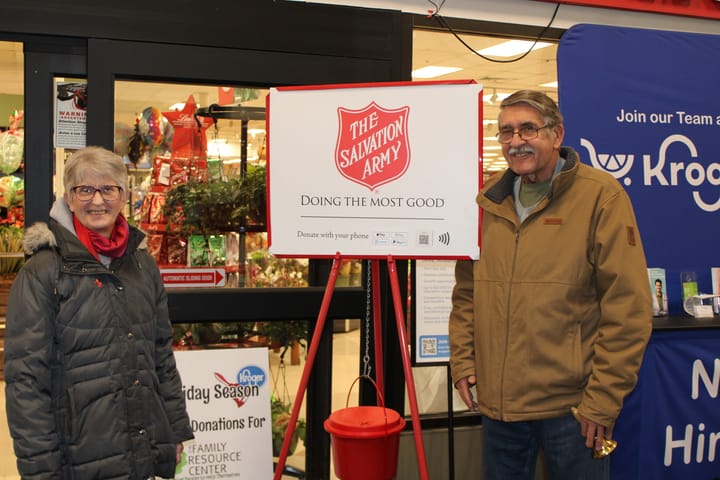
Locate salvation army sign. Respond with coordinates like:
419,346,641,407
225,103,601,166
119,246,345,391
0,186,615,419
335,102,410,190
267,81,482,259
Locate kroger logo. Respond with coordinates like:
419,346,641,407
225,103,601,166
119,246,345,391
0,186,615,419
580,135,720,212
236,365,267,388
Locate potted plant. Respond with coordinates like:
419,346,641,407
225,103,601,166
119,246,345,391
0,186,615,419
163,164,266,237
271,395,306,457
259,320,308,365
267,320,309,455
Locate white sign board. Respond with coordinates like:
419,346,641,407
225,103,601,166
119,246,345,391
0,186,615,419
414,260,456,364
267,81,482,259
54,81,87,149
175,348,272,479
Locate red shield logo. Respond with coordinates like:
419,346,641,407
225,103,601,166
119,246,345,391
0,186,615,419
335,102,410,191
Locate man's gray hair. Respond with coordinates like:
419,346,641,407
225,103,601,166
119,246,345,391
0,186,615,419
498,90,563,127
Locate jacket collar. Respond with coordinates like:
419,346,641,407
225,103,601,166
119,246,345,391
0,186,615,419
482,146,580,205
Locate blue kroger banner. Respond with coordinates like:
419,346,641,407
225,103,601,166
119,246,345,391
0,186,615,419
611,329,720,479
558,24,720,315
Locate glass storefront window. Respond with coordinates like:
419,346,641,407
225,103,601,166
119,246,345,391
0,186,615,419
113,80,317,288
0,40,24,431
0,41,25,267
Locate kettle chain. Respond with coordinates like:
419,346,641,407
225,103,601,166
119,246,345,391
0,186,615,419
362,260,372,378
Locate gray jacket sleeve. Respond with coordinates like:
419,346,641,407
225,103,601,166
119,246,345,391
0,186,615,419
4,251,63,479
142,251,194,443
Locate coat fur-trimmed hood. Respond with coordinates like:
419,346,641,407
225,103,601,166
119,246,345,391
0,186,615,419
22,197,73,256
22,222,57,256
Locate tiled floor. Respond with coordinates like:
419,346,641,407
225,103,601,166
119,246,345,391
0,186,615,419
0,328,361,480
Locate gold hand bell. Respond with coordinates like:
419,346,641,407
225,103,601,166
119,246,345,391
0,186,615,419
570,407,618,459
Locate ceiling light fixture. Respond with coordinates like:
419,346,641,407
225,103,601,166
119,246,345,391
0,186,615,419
411,65,462,79
489,88,498,104
540,81,558,88
477,40,553,58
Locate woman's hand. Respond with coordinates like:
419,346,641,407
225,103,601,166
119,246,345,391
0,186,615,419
176,443,184,464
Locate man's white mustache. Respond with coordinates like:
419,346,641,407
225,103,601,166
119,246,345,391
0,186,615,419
507,146,535,155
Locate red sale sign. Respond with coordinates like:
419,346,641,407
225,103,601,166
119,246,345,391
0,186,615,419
160,268,226,288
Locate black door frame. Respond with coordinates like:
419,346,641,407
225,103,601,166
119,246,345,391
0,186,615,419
22,36,87,226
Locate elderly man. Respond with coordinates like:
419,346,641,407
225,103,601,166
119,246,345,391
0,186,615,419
449,90,652,479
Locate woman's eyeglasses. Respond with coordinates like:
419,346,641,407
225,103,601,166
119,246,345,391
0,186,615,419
72,185,123,201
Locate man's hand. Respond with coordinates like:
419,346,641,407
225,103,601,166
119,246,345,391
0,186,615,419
455,375,478,411
571,406,610,451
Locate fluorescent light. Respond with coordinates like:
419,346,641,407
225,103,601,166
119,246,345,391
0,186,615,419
477,40,553,58
411,65,462,79
540,81,558,88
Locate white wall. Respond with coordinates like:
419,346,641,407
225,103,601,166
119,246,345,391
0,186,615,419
301,0,720,34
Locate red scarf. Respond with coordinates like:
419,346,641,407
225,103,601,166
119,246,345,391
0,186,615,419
73,214,130,261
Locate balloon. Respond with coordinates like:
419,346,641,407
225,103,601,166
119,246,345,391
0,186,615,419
0,175,23,208
0,132,23,175
137,107,166,148
162,119,175,152
114,122,133,157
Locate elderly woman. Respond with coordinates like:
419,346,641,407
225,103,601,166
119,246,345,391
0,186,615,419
4,146,193,479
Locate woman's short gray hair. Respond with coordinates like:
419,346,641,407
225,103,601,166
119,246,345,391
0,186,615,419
63,146,128,192
498,90,564,127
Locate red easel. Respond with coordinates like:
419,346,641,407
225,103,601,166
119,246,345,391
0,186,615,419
273,253,430,480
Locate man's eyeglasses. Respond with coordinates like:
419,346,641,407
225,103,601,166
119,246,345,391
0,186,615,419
72,185,123,202
496,124,552,144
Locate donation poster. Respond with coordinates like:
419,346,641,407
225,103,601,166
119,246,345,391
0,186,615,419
267,81,482,259
54,81,87,149
414,259,456,364
558,24,720,315
174,348,272,479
